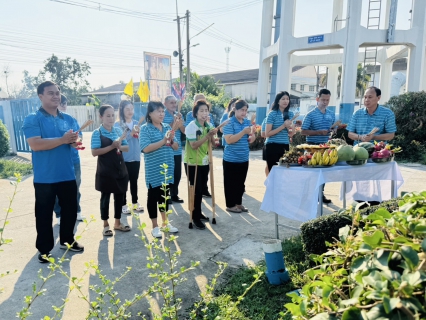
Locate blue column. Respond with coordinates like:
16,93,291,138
269,0,281,108
263,239,289,285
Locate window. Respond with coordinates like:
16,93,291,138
290,83,296,90
300,85,305,91
309,85,315,92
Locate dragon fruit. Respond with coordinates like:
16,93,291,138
372,151,379,158
379,149,391,158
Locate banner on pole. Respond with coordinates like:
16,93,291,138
144,52,172,102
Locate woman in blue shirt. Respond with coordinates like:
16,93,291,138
91,105,130,236
222,99,256,213
264,91,294,172
140,101,180,239
219,97,238,148
115,100,144,214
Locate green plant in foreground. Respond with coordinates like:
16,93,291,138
286,191,426,319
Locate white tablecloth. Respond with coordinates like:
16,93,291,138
260,162,404,222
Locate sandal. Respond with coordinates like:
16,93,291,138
122,205,131,215
114,223,131,232
237,205,249,212
226,206,242,213
103,226,113,236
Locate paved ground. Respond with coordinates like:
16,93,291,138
1,132,425,319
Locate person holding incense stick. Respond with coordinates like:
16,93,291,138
264,91,294,172
115,99,144,214
222,99,256,213
92,105,130,236
140,101,180,239
185,99,218,230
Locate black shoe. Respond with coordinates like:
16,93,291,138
60,242,84,252
202,191,212,198
171,196,184,203
322,196,332,204
200,214,210,222
193,220,206,230
38,253,52,264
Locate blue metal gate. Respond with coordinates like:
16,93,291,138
11,98,41,152
133,102,148,122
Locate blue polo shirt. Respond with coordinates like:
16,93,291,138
223,116,251,163
347,106,397,141
265,110,294,145
220,112,230,147
91,125,128,149
114,120,140,162
185,111,215,128
301,107,335,143
22,108,76,183
64,114,81,164
164,110,183,157
140,122,177,188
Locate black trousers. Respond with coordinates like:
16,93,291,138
34,180,77,254
186,165,209,221
223,160,249,208
147,184,170,219
100,192,124,220
124,161,140,204
185,162,209,194
265,143,289,172
169,155,182,198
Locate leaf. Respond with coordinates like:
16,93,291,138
362,230,384,248
339,225,351,242
310,312,338,320
383,297,400,314
284,303,302,316
351,256,369,273
422,238,426,252
342,307,363,320
414,225,426,233
374,207,392,219
401,246,420,270
372,249,390,271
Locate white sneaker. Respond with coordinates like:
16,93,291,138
151,227,162,238
77,212,85,221
122,205,131,214
57,217,61,226
132,203,144,212
162,223,178,233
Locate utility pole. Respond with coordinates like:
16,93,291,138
174,0,183,85
186,10,190,91
225,47,231,72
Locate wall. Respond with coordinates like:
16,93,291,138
66,105,100,131
222,82,258,101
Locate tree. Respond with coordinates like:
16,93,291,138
336,64,370,98
175,68,221,97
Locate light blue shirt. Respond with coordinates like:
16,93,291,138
91,125,128,149
301,107,335,143
220,112,230,147
265,110,294,145
114,120,141,162
185,111,215,128
261,117,267,133
347,106,397,142
139,122,177,188
223,116,251,163
22,108,75,183
164,110,183,157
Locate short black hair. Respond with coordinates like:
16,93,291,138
366,86,381,97
146,101,164,123
37,81,60,95
192,99,210,118
318,89,331,97
99,104,114,116
60,94,67,104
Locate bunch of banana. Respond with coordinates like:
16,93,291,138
307,149,339,166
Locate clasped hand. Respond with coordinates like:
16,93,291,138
62,129,78,144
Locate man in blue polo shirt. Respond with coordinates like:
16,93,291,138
301,88,335,204
347,86,396,143
23,81,84,264
164,95,185,203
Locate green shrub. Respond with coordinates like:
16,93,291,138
286,191,426,319
387,91,426,163
0,120,10,157
0,159,32,179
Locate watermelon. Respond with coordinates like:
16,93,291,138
353,146,369,160
337,145,355,161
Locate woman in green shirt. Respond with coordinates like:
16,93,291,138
185,99,218,230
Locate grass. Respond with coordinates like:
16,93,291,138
0,159,32,179
190,235,311,320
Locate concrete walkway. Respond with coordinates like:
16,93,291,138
1,132,425,319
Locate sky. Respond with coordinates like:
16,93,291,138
0,0,413,92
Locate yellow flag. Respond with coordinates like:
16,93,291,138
143,81,150,102
137,80,144,101
123,78,134,97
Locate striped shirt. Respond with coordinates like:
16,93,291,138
220,112,230,147
91,125,128,149
265,110,294,145
114,120,141,162
139,122,176,188
223,116,251,163
164,110,183,156
185,111,215,128
301,107,335,143
185,120,214,165
261,117,267,134
347,105,397,138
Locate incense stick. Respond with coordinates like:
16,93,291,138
77,120,94,133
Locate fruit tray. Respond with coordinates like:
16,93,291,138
278,162,302,167
346,159,368,165
303,164,335,168
371,156,394,163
